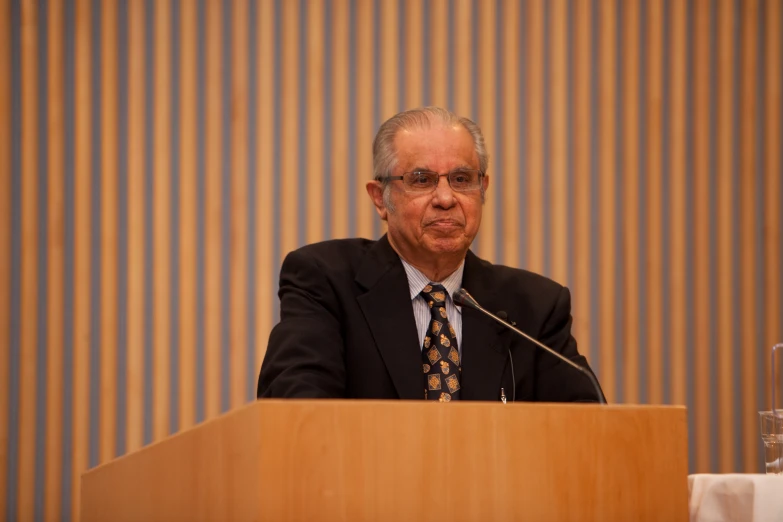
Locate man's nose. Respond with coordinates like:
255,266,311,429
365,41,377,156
431,175,456,207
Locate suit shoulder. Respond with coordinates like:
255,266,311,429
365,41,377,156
285,238,376,271
472,254,565,296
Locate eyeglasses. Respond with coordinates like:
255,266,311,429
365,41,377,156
379,169,485,193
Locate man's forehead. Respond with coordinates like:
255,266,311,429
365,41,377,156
393,124,478,167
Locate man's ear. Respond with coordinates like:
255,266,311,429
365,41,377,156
366,180,389,221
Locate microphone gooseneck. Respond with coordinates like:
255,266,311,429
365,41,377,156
454,288,606,404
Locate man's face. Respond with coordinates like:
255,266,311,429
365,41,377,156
371,124,489,266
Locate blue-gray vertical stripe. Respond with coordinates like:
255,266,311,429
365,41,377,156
730,0,742,473
541,0,551,277
89,0,103,469
297,0,307,246
468,0,480,250
754,0,767,472
371,0,380,239
220,0,232,413
638,0,649,405
7,1,22,518
446,0,454,111
116,0,130,457
517,0,527,269
170,0,181,434
421,0,430,107
272,0,281,321
323,0,332,239
566,0,574,286
195,0,206,421
588,0,601,377
614,0,625,404
347,0,356,238
397,0,405,110
62,0,76,515
661,0,672,405
246,0,259,401
143,0,155,446
707,0,719,472
494,0,503,264
684,0,696,474
34,0,50,517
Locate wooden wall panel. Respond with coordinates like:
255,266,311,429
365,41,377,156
3,1,783,519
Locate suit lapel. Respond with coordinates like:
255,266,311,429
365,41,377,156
356,236,424,400
458,251,509,401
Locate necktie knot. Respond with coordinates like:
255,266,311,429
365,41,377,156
420,283,448,307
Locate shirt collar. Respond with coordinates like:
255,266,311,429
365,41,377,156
400,257,466,308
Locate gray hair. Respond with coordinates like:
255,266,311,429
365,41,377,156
372,107,489,210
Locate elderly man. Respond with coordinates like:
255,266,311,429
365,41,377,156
257,107,603,402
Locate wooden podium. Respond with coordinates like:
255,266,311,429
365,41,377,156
81,400,688,521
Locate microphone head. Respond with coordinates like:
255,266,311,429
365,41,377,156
454,288,481,310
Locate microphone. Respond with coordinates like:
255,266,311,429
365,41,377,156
496,311,516,402
454,288,606,404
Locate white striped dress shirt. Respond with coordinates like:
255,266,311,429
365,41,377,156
400,258,465,355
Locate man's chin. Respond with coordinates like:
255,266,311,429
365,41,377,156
425,237,468,254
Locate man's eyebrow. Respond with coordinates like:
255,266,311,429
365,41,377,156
407,164,476,172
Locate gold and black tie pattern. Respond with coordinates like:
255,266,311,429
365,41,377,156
421,283,461,402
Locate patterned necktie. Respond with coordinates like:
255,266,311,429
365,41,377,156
420,283,461,401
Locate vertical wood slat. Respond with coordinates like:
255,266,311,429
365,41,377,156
739,0,759,472
525,0,544,275
380,0,398,121
100,0,119,464
405,0,423,109
354,0,373,239
549,0,568,285
646,0,664,406
622,0,641,405
255,0,275,384
765,0,782,413
0,0,11,514
305,0,324,245
204,0,222,421
330,0,349,239
45,0,65,518
501,0,520,269
692,0,712,472
71,0,92,516
571,0,593,370
429,0,447,107
477,0,495,262
18,1,39,518
597,0,616,402
669,0,688,407
280,0,299,256
178,0,198,432
352,2,378,238
125,0,145,454
452,0,472,119
230,0,249,410
152,0,172,441
715,0,735,473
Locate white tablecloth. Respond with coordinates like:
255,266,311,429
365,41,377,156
689,474,783,522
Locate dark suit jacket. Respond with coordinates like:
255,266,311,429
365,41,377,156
257,235,604,402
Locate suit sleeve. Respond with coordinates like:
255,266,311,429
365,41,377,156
257,248,347,398
534,286,606,403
